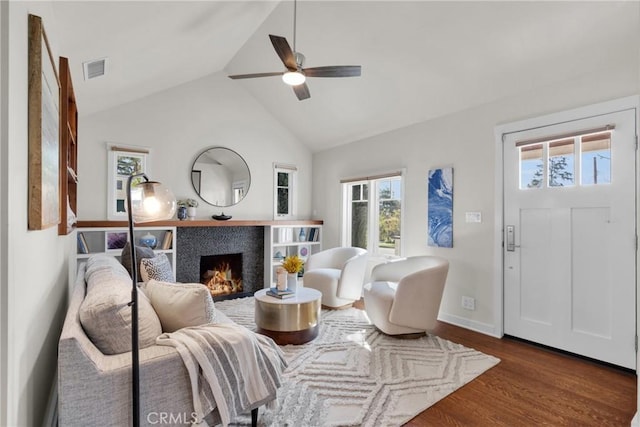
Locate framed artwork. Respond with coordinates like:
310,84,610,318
105,231,128,251
428,167,454,248
297,244,311,261
107,145,149,220
27,14,60,230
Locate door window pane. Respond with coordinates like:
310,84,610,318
378,178,401,255
520,143,544,189
581,132,611,185
548,139,574,187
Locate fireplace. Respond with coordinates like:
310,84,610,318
200,253,243,298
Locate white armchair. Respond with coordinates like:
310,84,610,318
303,247,368,308
363,256,449,336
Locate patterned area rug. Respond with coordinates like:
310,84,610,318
216,296,500,427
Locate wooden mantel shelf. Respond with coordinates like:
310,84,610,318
77,219,323,228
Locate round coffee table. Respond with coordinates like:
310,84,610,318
254,287,322,345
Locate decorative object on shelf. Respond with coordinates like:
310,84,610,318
126,172,176,427
276,267,287,291
298,228,306,242
27,14,60,231
177,198,198,220
138,232,157,249
282,255,304,292
212,213,232,221
106,231,128,250
177,206,187,220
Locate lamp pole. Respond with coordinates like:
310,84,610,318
126,172,147,427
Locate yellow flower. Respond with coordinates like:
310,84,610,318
282,255,304,273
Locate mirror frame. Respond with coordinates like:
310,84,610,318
190,146,251,207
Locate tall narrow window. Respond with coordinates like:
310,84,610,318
343,173,403,257
274,164,297,219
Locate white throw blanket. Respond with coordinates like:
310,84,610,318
156,323,287,426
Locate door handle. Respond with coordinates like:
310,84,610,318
506,225,516,251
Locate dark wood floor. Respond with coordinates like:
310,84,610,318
352,299,636,426
408,321,636,426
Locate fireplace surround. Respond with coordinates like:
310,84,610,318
176,226,264,300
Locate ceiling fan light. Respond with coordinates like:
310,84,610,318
282,71,306,86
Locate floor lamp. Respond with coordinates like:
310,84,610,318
126,173,176,427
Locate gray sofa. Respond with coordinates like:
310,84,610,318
58,260,237,426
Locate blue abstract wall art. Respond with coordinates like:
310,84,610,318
428,167,453,248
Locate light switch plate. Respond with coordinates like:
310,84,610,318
465,212,482,223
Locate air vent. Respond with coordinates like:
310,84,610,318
82,58,108,81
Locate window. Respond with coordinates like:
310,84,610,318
342,173,403,257
518,130,612,189
107,145,148,220
273,164,297,219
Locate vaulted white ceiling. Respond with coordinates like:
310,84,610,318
52,1,639,152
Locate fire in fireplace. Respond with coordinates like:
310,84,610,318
200,253,243,298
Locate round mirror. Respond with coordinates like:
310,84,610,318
191,147,251,207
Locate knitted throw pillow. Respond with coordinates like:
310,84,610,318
140,253,174,282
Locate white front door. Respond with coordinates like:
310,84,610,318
503,109,636,369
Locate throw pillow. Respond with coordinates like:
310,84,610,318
80,254,162,354
144,279,216,332
140,253,174,282
121,242,156,282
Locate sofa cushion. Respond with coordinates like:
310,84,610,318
80,254,162,354
140,253,174,282
143,280,216,332
121,242,156,282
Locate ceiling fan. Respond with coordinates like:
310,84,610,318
228,0,361,101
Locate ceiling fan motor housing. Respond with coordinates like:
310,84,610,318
294,52,306,69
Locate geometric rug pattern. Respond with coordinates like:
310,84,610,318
216,296,500,426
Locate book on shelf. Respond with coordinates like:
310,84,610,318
307,228,316,242
77,232,89,254
161,231,173,250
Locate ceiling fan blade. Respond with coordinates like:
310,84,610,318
293,83,310,101
303,65,361,78
228,71,283,80
269,34,297,70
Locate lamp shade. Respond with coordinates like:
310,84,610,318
129,181,176,222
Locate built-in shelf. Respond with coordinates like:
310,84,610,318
77,219,323,228
59,56,78,235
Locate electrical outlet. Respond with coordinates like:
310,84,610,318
462,296,476,311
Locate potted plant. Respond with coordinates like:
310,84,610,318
177,198,198,220
281,255,304,291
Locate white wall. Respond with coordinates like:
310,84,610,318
313,64,639,335
5,2,76,425
78,72,313,221
0,1,8,425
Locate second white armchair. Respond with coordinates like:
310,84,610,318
303,247,368,308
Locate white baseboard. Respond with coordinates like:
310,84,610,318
631,412,638,427
438,312,501,338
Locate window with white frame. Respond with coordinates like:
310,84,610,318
273,164,297,219
342,173,403,257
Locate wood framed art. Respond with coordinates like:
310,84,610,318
28,14,60,230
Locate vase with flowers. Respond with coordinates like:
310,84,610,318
281,255,304,292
